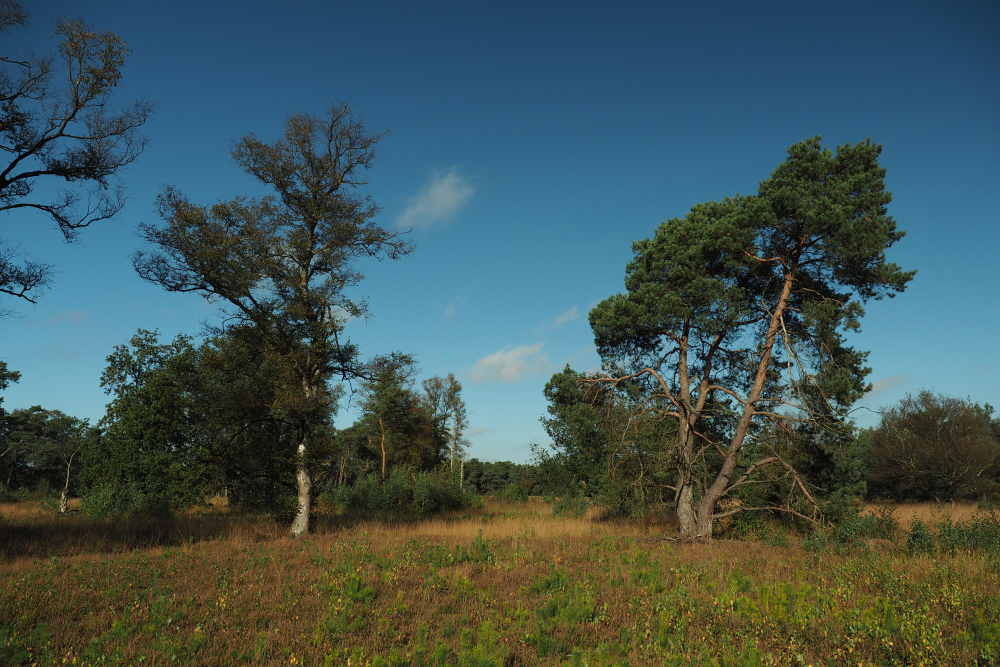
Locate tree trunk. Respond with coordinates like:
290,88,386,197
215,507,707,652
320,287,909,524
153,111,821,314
675,415,699,539
379,417,387,480
677,483,697,538
694,271,797,540
290,432,311,538
60,451,77,514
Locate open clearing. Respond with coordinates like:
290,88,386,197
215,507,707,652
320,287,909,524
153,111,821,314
2,500,999,666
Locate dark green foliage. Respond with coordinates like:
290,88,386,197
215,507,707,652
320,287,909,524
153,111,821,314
81,330,211,516
534,366,608,494
461,459,540,496
331,468,471,516
497,483,528,504
866,391,1000,501
552,495,589,518
340,356,446,481
907,519,935,555
0,2,153,312
1,406,88,497
585,136,913,536
534,365,678,517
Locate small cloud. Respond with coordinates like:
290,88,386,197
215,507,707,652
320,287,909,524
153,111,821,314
398,168,475,229
467,427,490,437
865,374,910,401
329,306,359,325
48,346,81,361
28,310,88,328
469,343,549,384
535,306,581,332
445,296,466,320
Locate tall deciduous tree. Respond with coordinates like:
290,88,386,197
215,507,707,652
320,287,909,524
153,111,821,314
133,105,412,536
0,1,152,312
421,373,469,472
589,137,913,539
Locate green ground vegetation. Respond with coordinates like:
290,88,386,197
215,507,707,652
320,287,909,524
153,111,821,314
2,499,999,666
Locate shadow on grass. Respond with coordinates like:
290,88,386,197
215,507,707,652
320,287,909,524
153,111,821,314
0,512,372,561
0,505,518,562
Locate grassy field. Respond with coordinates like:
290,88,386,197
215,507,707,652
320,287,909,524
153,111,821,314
2,499,999,666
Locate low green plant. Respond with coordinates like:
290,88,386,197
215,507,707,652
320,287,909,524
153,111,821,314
497,483,528,504
552,495,588,518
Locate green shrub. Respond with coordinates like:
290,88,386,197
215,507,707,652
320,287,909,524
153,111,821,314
81,483,173,518
332,467,471,516
907,518,934,555
497,483,528,503
553,495,588,518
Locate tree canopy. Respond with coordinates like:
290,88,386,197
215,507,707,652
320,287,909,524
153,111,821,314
133,105,412,535
865,391,1000,502
0,0,152,312
588,136,914,538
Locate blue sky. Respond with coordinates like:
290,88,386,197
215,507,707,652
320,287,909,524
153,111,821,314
2,0,998,462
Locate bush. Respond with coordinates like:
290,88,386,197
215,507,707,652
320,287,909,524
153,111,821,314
552,495,588,518
497,483,528,504
332,467,471,516
81,483,173,518
907,519,934,555
866,391,1000,501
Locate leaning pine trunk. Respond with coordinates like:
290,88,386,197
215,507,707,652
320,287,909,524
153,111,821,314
694,272,796,540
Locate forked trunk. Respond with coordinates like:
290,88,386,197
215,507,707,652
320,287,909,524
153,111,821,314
290,435,311,538
693,272,797,541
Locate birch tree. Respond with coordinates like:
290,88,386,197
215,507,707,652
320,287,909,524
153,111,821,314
422,374,468,472
133,105,412,536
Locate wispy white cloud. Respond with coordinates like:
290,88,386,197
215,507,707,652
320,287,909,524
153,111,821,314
28,310,88,328
445,296,466,320
865,374,911,401
469,343,549,384
398,167,475,229
329,305,359,325
535,306,581,332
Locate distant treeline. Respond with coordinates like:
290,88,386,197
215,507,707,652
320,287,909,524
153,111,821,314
0,331,566,518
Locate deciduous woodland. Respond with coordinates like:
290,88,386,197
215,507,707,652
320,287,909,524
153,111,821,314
2,1,999,665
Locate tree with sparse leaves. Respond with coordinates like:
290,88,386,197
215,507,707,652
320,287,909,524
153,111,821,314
0,1,152,313
133,104,412,536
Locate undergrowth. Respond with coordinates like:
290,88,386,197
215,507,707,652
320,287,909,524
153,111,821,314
2,501,999,665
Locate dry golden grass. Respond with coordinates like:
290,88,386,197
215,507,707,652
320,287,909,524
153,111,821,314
0,497,82,519
863,500,997,526
2,498,998,665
